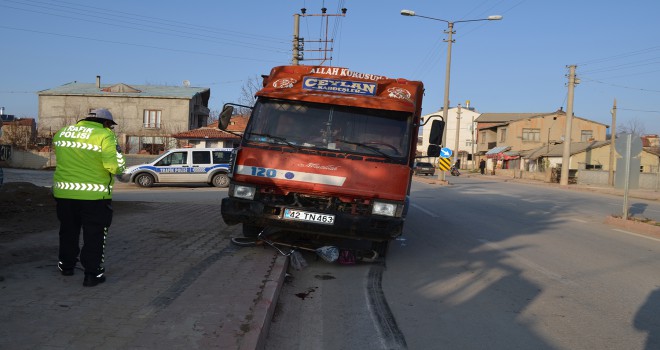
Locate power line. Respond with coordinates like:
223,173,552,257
580,76,660,93
0,0,290,53
580,57,660,75
576,45,660,66
8,0,288,42
618,108,660,114
408,1,524,82
0,25,287,63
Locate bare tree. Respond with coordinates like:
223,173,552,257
208,108,220,125
237,75,262,114
1,121,35,150
617,117,647,136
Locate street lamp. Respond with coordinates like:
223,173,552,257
401,9,502,180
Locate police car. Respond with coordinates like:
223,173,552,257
119,148,234,188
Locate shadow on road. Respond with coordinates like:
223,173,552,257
635,287,660,350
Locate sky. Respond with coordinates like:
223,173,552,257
1,0,659,136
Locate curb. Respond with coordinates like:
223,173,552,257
240,254,288,350
604,215,660,239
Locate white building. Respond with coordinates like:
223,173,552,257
419,103,481,167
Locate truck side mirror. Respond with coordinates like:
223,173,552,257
427,145,440,157
218,105,234,131
427,119,444,156
429,119,444,145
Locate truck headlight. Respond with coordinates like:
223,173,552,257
231,184,256,200
372,201,397,217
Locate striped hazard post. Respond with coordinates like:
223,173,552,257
437,157,451,171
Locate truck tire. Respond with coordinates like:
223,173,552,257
372,240,390,258
211,173,230,188
242,223,263,238
135,173,155,188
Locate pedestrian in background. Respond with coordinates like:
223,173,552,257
479,159,486,175
53,109,125,287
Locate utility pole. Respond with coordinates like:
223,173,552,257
560,65,578,186
453,104,462,167
292,7,346,65
438,22,454,182
292,13,301,65
608,98,617,187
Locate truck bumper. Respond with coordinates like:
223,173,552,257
221,197,404,241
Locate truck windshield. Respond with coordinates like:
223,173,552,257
245,99,412,160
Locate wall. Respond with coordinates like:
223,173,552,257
579,169,660,190
38,95,192,139
504,114,607,153
5,149,159,169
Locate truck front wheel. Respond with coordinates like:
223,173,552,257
372,240,390,258
242,223,263,238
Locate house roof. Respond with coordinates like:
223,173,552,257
171,127,240,140
524,140,611,160
173,115,249,140
207,115,249,132
38,82,209,99
476,112,552,123
476,109,608,127
641,134,659,147
485,145,511,155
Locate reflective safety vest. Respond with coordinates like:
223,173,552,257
53,120,126,200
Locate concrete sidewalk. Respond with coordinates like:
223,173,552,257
0,200,287,349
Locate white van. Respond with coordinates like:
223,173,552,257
119,148,234,187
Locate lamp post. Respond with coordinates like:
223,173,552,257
454,104,462,167
401,9,501,180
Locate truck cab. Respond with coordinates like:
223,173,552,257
219,65,424,256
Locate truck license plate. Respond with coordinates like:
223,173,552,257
283,208,335,225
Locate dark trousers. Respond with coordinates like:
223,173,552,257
56,198,113,275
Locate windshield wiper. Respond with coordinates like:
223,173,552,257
248,132,302,150
336,139,395,161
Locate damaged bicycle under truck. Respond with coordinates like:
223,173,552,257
218,65,443,260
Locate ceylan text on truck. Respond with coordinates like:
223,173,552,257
219,65,437,257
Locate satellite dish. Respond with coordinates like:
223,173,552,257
183,80,190,87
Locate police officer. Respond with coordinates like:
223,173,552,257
53,108,126,287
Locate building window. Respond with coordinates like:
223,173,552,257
581,130,593,142
126,135,177,154
480,131,486,144
500,128,507,143
143,110,161,129
522,128,540,142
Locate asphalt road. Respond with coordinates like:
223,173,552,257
266,176,660,350
4,168,659,349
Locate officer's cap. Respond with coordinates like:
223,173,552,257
88,109,117,125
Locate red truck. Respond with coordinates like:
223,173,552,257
219,65,427,256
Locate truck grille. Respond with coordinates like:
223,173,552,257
260,192,371,216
